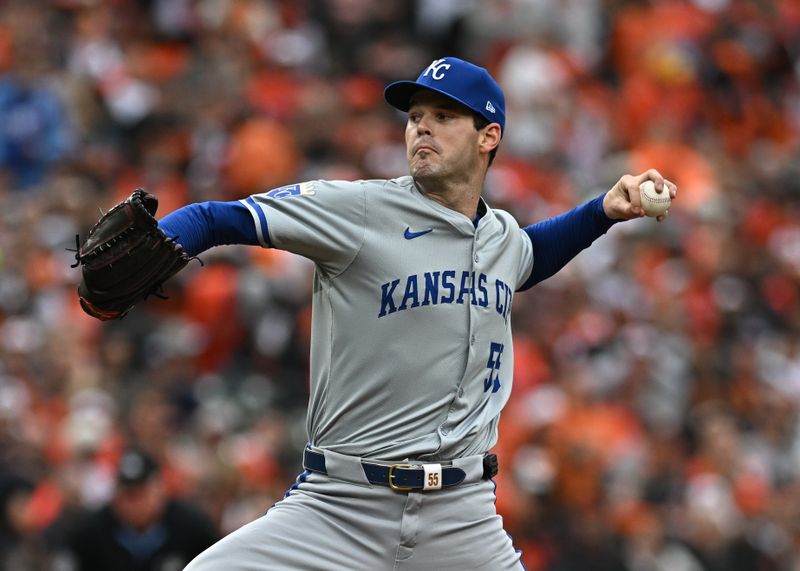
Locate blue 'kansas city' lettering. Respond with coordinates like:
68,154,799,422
378,271,512,322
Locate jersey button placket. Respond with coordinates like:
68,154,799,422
469,233,480,350
467,233,482,401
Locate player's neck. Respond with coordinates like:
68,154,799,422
414,177,483,220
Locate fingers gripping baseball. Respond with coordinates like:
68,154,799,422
603,169,678,221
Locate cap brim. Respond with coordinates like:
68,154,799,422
384,80,476,116
384,81,425,111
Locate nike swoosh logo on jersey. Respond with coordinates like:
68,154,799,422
404,227,433,240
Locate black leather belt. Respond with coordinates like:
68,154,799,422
302,449,498,492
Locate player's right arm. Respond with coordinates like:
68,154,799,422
158,201,259,255
239,179,367,276
158,179,367,277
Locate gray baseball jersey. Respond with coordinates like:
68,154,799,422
185,175,531,571
240,175,533,461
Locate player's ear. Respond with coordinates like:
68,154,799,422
479,124,501,155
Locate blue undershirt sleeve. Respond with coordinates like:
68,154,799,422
158,201,260,256
518,193,620,291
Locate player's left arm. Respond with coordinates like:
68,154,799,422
517,194,615,290
519,169,678,291
158,201,259,255
518,170,678,290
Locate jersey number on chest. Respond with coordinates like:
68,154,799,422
484,342,504,394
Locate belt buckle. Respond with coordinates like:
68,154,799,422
388,463,415,492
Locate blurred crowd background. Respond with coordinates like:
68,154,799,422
0,0,799,569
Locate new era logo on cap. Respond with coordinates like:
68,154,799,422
384,57,506,135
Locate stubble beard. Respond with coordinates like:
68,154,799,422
410,154,447,184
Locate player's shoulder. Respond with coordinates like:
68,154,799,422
284,177,410,194
248,177,409,209
341,176,413,192
319,176,415,198
482,204,531,247
485,204,522,231
488,206,515,222
383,175,414,190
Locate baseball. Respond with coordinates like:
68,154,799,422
639,180,671,217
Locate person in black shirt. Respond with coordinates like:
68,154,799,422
69,449,218,571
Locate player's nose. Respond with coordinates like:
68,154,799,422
415,115,433,136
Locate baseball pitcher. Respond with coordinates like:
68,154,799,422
73,57,677,570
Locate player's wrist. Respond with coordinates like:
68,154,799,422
598,192,618,222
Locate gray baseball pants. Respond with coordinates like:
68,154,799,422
184,450,524,570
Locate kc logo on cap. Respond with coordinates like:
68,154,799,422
422,59,452,81
384,56,506,135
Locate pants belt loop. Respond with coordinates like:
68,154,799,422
451,455,488,484
321,448,371,486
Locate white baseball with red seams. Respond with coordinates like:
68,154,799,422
639,180,671,217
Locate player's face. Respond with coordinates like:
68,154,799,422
405,91,483,183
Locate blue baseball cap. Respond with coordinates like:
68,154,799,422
384,57,506,135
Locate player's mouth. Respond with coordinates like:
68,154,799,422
413,140,439,155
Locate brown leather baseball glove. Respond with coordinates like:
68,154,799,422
73,189,191,320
